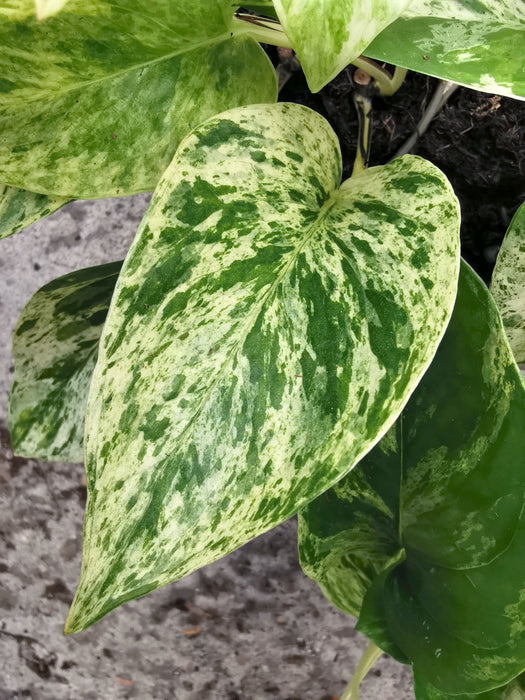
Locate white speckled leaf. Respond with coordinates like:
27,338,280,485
65,102,460,634
491,202,525,364
299,263,525,695
272,0,410,92
0,0,276,198
9,262,121,462
0,184,69,239
35,0,70,20
366,1,525,99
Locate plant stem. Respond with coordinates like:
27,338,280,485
340,642,383,700
351,58,407,97
352,89,373,177
391,80,459,159
232,12,292,48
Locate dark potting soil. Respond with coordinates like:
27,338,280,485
275,57,525,284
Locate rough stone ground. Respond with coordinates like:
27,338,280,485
0,198,415,700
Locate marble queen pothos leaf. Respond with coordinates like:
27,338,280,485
298,263,525,695
0,184,69,240
271,0,410,92
8,261,122,462
65,102,460,634
491,202,525,365
365,1,525,99
0,0,276,198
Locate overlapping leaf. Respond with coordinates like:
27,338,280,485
365,1,525,99
9,262,121,462
491,202,525,364
272,0,410,92
0,0,276,198
0,184,69,239
415,671,525,699
65,102,460,634
299,263,525,695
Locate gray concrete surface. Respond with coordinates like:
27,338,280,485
0,197,415,699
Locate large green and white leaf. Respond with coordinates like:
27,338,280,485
272,0,410,92
65,102,460,634
491,202,525,364
365,1,525,99
0,184,69,239
0,0,276,198
35,0,70,20
299,263,525,695
9,262,121,462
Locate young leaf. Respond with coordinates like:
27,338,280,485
272,0,410,92
299,263,525,695
365,1,525,99
0,184,69,240
65,103,460,634
0,0,276,198
9,262,121,462
491,202,525,364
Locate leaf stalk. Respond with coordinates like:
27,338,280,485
340,642,383,700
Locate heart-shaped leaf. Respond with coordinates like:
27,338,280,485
299,262,525,695
65,102,460,634
272,0,410,92
366,1,525,99
9,262,121,462
0,0,276,198
491,201,525,364
0,184,69,240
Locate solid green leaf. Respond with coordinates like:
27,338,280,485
0,184,69,239
491,202,525,364
365,1,525,99
8,261,121,462
299,263,525,695
65,102,460,634
0,0,276,198
272,0,410,92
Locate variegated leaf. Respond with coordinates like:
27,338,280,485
299,263,525,695
272,0,410,92
366,1,525,99
34,0,70,21
65,103,460,634
9,262,121,462
414,671,525,699
0,0,276,198
0,184,69,239
491,202,525,364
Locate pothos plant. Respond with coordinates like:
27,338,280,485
2,1,525,698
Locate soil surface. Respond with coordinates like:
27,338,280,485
277,57,525,282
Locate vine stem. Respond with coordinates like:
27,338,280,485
351,58,407,97
340,642,383,700
351,90,373,177
390,80,459,159
232,12,292,48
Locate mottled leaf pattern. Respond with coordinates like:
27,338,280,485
366,1,525,99
414,671,525,699
299,263,525,695
0,0,276,198
272,0,409,92
65,103,460,634
35,0,70,20
491,202,525,364
0,184,69,240
9,262,121,462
